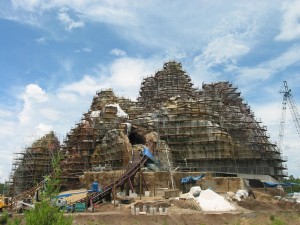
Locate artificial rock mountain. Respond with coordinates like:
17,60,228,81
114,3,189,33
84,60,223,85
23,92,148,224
9,61,287,193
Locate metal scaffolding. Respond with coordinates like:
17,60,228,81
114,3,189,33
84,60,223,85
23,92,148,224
8,131,59,195
11,61,288,193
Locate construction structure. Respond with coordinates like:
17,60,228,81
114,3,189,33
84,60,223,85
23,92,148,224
278,81,300,153
60,89,142,189
134,62,287,178
8,132,59,195
9,61,288,193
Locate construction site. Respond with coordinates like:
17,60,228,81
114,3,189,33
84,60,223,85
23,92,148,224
7,132,60,195
3,61,300,225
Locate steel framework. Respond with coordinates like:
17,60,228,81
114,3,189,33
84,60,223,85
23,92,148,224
278,81,300,153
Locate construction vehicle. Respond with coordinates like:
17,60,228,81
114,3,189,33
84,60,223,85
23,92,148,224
0,195,9,211
16,198,34,213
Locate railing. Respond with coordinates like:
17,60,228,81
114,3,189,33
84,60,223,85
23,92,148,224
171,164,287,177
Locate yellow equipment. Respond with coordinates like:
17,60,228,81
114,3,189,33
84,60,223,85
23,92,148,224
0,195,9,211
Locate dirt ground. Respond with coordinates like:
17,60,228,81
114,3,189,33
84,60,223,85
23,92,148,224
70,191,300,225
7,188,300,225
71,205,300,225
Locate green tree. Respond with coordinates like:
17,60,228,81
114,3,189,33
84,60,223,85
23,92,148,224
43,152,63,199
0,183,4,194
0,183,8,195
283,175,300,193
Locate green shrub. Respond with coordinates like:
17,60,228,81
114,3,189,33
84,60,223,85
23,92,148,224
7,217,21,225
24,201,72,225
270,216,286,225
0,211,8,224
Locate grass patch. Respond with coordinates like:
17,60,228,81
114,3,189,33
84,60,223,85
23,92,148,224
270,215,286,225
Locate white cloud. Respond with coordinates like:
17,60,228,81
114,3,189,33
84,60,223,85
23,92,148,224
0,109,13,118
75,48,92,53
3,0,277,50
57,9,85,31
109,58,144,88
12,0,41,12
252,102,281,131
190,59,221,86
237,67,274,84
18,84,49,124
82,48,92,53
35,36,47,45
276,0,300,41
191,35,250,85
0,120,16,138
23,123,54,145
57,92,78,102
235,45,300,85
62,75,104,96
62,56,161,99
22,84,48,103
267,44,300,70
39,108,61,121
200,35,250,68
107,57,156,97
164,46,187,60
35,123,53,134
189,2,272,81
110,48,127,57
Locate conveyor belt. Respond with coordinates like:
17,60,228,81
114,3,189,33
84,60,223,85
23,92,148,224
77,155,148,205
12,179,45,204
11,153,149,207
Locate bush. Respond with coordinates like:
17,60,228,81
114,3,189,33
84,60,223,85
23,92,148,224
25,201,72,225
7,217,21,225
270,215,286,225
0,211,8,224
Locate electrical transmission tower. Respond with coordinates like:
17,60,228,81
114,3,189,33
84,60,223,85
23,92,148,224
278,81,300,153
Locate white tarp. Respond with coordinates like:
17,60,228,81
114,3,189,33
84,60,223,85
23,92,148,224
105,103,128,118
180,186,201,199
234,190,249,201
292,192,300,203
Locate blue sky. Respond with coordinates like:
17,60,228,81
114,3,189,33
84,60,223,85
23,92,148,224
1,0,300,183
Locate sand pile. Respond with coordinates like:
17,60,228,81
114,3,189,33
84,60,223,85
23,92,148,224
196,189,235,212
58,189,88,203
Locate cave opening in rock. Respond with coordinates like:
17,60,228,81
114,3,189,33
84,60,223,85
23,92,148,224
128,130,145,145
